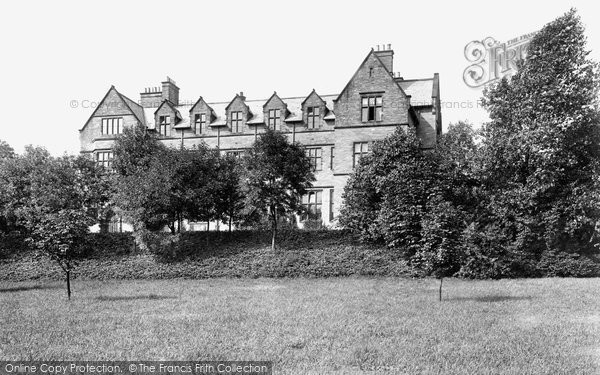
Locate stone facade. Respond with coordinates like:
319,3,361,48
79,46,442,228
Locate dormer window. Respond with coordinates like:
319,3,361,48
194,113,206,134
159,115,171,136
231,111,243,133
268,109,280,130
307,107,320,128
361,95,382,122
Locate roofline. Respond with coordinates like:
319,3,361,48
79,86,146,132
116,91,145,125
334,49,409,102
300,88,326,107
395,77,435,82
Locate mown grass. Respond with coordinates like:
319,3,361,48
1,278,599,374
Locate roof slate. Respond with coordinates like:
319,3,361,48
397,79,434,106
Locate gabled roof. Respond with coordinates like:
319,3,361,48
189,96,215,115
301,89,326,107
225,94,249,112
117,91,146,126
79,86,145,131
334,49,408,103
136,94,337,129
154,100,184,128
262,91,288,110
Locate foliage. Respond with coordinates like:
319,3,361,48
244,129,315,249
17,154,109,299
213,154,245,232
340,127,473,294
476,8,600,266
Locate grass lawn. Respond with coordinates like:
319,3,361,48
1,277,599,374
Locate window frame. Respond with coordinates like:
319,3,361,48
159,115,171,137
231,111,243,133
329,146,335,170
361,95,383,122
302,190,323,221
101,117,123,135
194,113,206,134
96,151,113,168
268,108,281,130
307,106,320,128
305,147,322,172
353,141,370,167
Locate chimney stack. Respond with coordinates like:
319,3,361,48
140,85,162,108
374,43,394,72
162,77,179,105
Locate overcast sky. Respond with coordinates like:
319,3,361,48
0,0,598,155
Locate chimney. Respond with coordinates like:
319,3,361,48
374,44,394,73
161,77,179,105
238,91,246,101
140,86,162,108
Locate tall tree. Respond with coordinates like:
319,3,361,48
112,125,172,245
479,9,600,262
244,129,314,250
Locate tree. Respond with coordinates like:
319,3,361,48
19,154,108,300
340,127,470,298
0,146,51,235
214,154,245,232
0,140,16,233
168,145,220,233
112,125,171,246
244,129,314,250
478,9,600,267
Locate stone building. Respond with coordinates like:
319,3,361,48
79,45,441,229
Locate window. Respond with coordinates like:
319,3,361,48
330,146,335,170
159,115,171,136
329,189,335,222
353,142,370,167
96,151,113,168
231,111,243,133
305,147,322,171
226,150,244,159
108,216,122,233
361,95,382,122
268,109,280,130
101,118,123,135
307,106,320,128
194,113,206,134
302,190,322,221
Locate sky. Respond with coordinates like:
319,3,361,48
0,0,598,155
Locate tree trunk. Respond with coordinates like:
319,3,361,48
439,277,443,302
206,221,210,247
229,215,232,233
271,207,277,251
66,270,71,301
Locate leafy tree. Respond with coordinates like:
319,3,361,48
214,154,245,232
0,146,51,235
112,125,171,246
244,129,314,250
478,9,600,268
19,154,108,299
0,140,14,160
168,145,220,233
340,128,470,298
